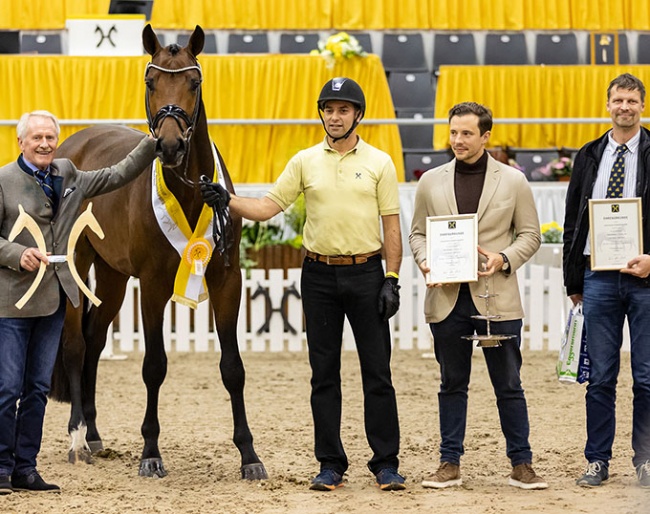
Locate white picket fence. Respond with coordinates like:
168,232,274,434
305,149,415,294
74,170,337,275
99,255,632,357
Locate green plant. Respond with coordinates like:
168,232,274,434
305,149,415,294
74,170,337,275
541,221,563,244
239,194,306,269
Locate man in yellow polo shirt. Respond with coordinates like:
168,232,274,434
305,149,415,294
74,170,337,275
201,77,405,491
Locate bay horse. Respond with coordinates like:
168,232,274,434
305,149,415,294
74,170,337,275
49,25,268,480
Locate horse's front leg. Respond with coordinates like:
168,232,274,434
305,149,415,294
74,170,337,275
137,283,169,478
81,260,131,453
211,268,268,480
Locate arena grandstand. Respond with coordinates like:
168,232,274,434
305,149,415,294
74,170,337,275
1,0,650,183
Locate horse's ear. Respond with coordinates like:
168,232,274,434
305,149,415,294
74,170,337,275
187,25,205,57
142,24,162,56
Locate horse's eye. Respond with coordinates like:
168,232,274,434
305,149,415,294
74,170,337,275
190,79,201,91
145,78,154,91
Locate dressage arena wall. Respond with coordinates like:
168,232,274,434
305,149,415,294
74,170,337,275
100,256,631,356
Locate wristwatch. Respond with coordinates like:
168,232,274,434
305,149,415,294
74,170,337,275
499,252,510,272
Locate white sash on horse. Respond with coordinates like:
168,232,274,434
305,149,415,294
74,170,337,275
151,142,227,308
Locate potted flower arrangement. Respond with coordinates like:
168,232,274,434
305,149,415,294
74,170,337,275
310,32,368,69
542,157,573,181
533,221,563,267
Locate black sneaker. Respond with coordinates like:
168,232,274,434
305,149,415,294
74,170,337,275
375,467,406,491
0,474,11,495
636,460,650,488
309,469,343,491
11,471,60,493
576,461,609,487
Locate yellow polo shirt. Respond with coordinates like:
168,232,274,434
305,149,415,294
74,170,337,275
267,137,400,256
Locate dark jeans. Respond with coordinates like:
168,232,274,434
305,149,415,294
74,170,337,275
301,255,400,476
0,294,66,476
430,284,532,466
582,269,650,467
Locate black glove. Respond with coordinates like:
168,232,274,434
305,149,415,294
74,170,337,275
378,276,400,321
200,180,231,210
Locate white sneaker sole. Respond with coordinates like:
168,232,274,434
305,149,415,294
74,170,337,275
422,477,462,488
509,478,549,490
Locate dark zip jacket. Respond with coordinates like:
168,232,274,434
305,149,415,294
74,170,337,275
563,127,650,296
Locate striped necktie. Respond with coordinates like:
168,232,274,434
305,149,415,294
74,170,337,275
33,168,55,201
606,144,628,198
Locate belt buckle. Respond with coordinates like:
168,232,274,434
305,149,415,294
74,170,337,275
326,255,332,265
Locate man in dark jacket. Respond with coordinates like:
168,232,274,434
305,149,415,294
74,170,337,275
563,73,650,489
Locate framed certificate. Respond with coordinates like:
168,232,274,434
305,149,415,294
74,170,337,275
425,214,478,284
589,198,643,270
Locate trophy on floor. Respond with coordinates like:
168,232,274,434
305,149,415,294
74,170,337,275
462,277,516,347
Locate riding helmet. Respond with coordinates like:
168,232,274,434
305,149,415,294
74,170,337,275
317,77,366,115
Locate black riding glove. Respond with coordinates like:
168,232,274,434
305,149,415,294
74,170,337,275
378,276,400,321
200,181,231,210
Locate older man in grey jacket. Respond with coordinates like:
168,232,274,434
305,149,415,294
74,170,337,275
0,111,155,494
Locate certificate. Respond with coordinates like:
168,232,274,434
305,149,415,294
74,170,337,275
426,214,478,284
589,198,643,270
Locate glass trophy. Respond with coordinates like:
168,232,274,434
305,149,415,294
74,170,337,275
462,277,516,347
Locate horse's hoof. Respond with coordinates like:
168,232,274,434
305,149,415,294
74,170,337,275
88,440,104,453
68,448,93,464
139,458,168,478
241,463,268,480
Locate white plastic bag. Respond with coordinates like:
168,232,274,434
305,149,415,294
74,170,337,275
557,304,584,383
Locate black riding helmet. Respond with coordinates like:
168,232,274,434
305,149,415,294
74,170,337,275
317,77,366,142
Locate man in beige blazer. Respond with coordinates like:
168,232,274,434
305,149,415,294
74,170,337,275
0,111,155,494
409,102,545,490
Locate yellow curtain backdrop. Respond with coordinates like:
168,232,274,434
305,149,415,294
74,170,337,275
433,65,650,150
0,54,403,182
1,0,649,30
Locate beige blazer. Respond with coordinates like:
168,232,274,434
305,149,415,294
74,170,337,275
0,136,155,317
409,154,541,323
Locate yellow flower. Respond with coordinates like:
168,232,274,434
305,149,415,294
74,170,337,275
541,221,563,244
312,32,368,69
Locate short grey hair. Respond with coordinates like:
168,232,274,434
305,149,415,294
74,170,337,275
17,110,60,140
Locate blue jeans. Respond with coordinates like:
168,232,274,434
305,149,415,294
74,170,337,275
0,294,66,476
582,269,650,467
430,284,532,466
301,255,400,476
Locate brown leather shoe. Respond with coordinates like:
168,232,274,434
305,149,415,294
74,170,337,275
509,463,548,490
422,462,462,488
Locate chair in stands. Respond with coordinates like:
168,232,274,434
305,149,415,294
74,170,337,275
534,33,579,65
382,33,429,73
511,148,560,181
588,32,629,64
21,34,62,54
0,31,21,53
348,32,372,54
637,33,650,64
397,109,434,152
432,33,477,75
227,33,269,53
177,32,217,53
484,33,528,65
387,72,435,112
404,150,452,181
279,32,320,54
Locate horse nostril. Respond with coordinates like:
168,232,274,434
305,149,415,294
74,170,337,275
154,138,164,153
176,137,186,154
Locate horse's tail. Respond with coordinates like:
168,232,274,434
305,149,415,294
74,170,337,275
49,328,72,403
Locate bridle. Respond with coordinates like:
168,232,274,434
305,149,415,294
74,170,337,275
144,61,203,187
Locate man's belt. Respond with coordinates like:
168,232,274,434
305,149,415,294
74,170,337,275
304,250,381,266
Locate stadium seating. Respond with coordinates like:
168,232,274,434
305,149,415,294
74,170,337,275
382,33,428,73
279,32,320,53
484,33,528,65
177,32,216,53
433,33,477,74
227,33,269,53
535,33,579,64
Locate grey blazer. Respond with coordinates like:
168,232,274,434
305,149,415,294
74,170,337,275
0,136,155,317
409,154,541,323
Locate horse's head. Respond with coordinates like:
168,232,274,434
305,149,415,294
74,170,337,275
143,24,205,168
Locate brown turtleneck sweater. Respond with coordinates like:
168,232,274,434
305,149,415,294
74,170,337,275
454,151,488,214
